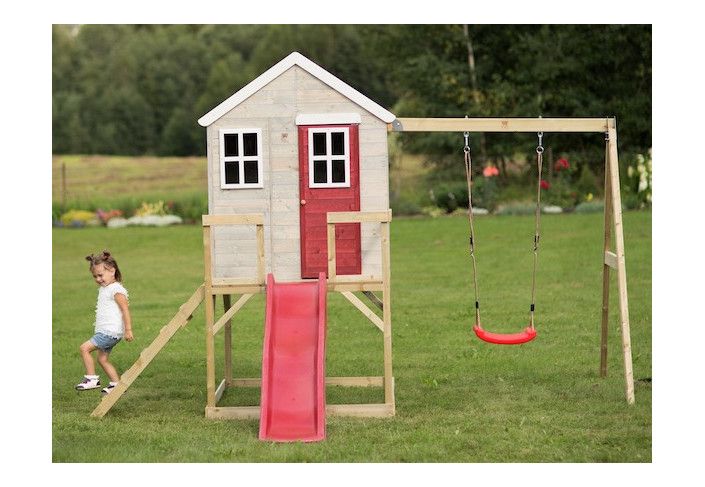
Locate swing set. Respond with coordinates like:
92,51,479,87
390,117,635,404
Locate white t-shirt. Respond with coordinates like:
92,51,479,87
94,282,129,338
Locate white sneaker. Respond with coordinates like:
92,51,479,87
101,382,118,395
75,375,100,390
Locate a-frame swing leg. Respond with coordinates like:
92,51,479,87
600,135,613,378
601,119,635,404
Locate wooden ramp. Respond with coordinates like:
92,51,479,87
91,285,205,418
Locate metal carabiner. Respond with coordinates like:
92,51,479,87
463,131,470,154
536,131,544,154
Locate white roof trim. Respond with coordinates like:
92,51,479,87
295,113,361,125
198,52,396,127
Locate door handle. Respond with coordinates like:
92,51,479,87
300,199,306,205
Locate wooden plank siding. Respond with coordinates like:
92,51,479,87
206,66,389,281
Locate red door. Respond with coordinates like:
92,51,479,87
299,124,361,278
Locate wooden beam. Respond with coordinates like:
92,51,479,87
212,293,254,335
362,291,384,311
326,403,395,418
202,214,264,226
211,277,265,286
341,291,384,332
327,210,392,223
206,406,260,420
389,117,610,133
215,379,227,404
604,251,618,270
231,376,385,388
210,284,266,295
206,402,395,420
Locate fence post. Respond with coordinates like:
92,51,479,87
61,162,67,211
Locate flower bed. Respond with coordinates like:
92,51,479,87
55,200,183,228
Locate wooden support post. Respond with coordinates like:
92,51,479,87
223,295,232,386
606,120,635,404
256,223,265,284
381,219,394,411
327,222,337,280
201,213,266,410
600,132,613,378
202,223,217,408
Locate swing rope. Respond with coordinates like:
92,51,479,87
529,132,544,329
463,130,544,345
463,133,482,328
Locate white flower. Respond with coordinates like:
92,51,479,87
637,163,645,174
542,205,563,214
107,217,129,228
638,177,648,193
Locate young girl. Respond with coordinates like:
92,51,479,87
76,251,134,394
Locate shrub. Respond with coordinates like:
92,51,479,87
575,164,600,200
473,176,499,211
624,150,652,209
429,182,468,213
391,197,422,216
170,193,209,223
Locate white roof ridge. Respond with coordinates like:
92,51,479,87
198,51,396,127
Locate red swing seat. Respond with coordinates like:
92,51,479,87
473,324,537,345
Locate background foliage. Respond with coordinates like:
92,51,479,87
52,24,651,168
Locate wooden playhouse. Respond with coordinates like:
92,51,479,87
91,51,636,425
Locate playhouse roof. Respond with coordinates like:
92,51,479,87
197,52,396,127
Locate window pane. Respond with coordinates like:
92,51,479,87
224,134,239,157
313,132,327,156
244,160,258,184
331,132,345,155
224,161,240,184
332,160,346,183
313,160,327,184
243,133,258,156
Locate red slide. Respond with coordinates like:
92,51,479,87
259,273,327,442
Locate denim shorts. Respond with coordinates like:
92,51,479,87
90,332,121,352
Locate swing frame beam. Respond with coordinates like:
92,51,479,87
389,117,635,405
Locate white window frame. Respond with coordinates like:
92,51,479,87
219,128,264,189
308,127,350,189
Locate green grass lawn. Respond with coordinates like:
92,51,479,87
52,211,651,462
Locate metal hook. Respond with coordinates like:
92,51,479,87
536,131,544,154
